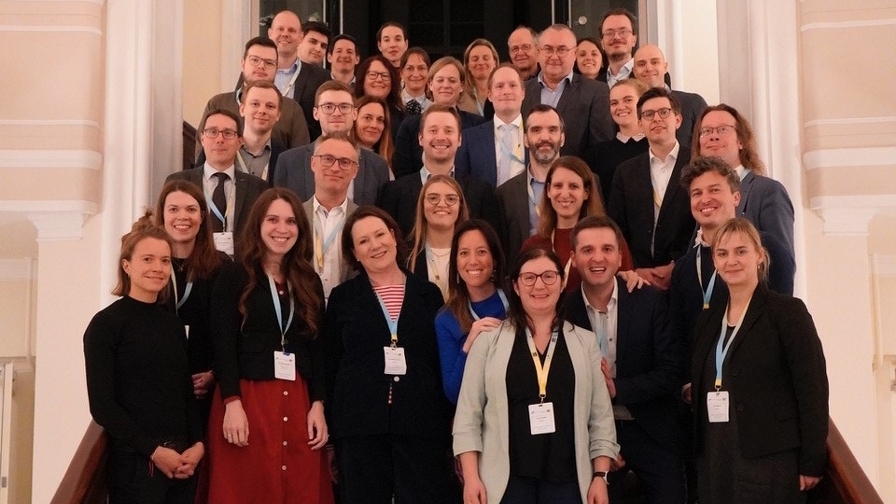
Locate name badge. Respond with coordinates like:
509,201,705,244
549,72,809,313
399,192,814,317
273,351,296,381
707,391,729,423
528,402,556,435
183,324,190,340
383,347,407,375
213,232,235,256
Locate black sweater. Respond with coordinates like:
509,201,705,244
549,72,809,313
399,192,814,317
84,296,201,456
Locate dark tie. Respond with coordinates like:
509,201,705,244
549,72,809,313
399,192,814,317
211,172,229,232
405,99,422,116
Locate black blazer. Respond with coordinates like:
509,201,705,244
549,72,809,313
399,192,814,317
690,285,828,475
392,111,488,179
495,170,533,269
671,89,708,147
607,148,695,267
323,270,450,439
196,137,287,187
563,278,684,456
378,172,500,238
289,63,331,142
522,73,614,158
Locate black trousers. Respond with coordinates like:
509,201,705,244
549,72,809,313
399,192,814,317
500,476,581,504
335,433,459,504
107,450,196,504
608,420,686,504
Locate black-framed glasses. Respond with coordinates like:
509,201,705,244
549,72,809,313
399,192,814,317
518,271,560,286
366,71,392,81
640,107,673,121
316,103,354,115
313,154,358,170
425,193,460,206
245,55,277,69
202,128,238,139
699,125,737,137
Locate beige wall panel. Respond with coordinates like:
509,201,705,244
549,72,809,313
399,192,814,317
10,367,35,504
804,121,896,151
0,220,37,257
183,0,223,127
0,278,29,356
0,168,102,202
801,1,896,18
807,166,896,197
0,125,102,151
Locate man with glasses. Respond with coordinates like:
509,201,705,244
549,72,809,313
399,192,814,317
197,36,311,161
379,104,499,236
507,26,540,81
522,24,614,158
608,87,694,290
598,8,639,87
168,109,267,255
303,131,360,302
273,80,389,206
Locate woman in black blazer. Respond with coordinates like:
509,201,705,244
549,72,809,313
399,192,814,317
325,206,457,504
690,218,827,503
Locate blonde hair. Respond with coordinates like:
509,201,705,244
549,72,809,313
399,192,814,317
407,175,469,272
712,217,770,282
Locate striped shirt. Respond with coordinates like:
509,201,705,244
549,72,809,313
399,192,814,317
373,284,405,322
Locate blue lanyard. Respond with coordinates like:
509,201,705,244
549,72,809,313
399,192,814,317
468,289,509,321
169,272,193,314
267,274,295,352
713,299,751,390
696,245,718,310
374,285,404,347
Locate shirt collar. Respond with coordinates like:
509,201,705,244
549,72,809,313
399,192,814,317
734,164,749,180
420,166,455,184
203,162,236,182
493,114,523,131
616,131,645,143
609,58,634,79
581,280,618,312
649,141,681,165
312,195,349,216
694,227,711,248
536,70,574,89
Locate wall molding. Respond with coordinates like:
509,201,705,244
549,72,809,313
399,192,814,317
804,116,896,128
0,259,33,282
0,25,103,36
803,147,896,170
0,119,100,128
872,254,896,277
0,200,97,241
801,19,896,32
809,195,896,235
0,150,102,170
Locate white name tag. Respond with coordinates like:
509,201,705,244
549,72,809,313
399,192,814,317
273,351,296,381
213,232,235,256
707,391,729,423
528,402,556,435
383,347,407,375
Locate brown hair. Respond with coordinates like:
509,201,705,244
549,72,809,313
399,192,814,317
355,55,404,114
240,80,283,109
407,175,469,272
113,211,173,300
537,156,605,237
341,206,408,272
569,215,625,251
444,220,506,333
679,156,740,194
692,104,767,176
353,95,394,167
425,57,466,103
154,180,223,280
314,79,354,106
506,246,566,333
462,39,500,97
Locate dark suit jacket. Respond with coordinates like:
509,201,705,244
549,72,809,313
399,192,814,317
522,73,615,158
607,148,695,267
287,63,331,142
378,172,500,238
392,111,488,179
272,143,390,206
495,170,533,270
690,285,828,475
454,120,529,187
671,89,707,147
164,167,267,241
196,137,287,186
195,92,310,162
323,270,451,439
738,170,795,259
563,278,684,455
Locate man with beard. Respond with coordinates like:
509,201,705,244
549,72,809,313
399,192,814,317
597,8,639,88
495,104,565,268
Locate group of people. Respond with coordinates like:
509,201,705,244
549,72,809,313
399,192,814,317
83,6,830,504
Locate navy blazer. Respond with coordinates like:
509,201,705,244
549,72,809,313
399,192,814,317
691,285,828,475
392,110,488,179
738,170,795,259
522,73,614,158
562,278,684,456
454,120,529,187
272,143,390,206
607,148,696,267
323,270,451,439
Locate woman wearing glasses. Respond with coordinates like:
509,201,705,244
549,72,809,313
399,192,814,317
407,175,470,301
324,206,458,503
355,55,405,146
454,246,619,504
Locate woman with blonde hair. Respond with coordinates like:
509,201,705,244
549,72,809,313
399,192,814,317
458,38,499,118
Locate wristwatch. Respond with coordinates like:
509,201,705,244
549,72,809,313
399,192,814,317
593,470,609,485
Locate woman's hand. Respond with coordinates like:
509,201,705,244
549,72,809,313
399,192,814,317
462,476,488,504
587,477,609,504
618,270,648,292
192,371,215,397
462,317,502,354
223,399,250,447
306,400,329,450
150,446,183,478
175,442,205,478
800,475,822,491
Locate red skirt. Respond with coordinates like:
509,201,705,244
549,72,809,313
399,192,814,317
207,378,334,504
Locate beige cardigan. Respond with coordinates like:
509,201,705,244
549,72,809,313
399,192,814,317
453,320,619,503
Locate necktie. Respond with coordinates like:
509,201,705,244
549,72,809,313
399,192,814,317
211,172,230,233
497,124,517,185
405,99,422,116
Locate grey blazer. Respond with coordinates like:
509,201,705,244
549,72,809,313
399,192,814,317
738,169,795,258
453,320,619,504
272,144,390,206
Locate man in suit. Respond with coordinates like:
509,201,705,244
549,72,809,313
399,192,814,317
297,20,330,66
273,80,389,206
633,45,708,146
495,105,564,269
507,26,540,81
304,132,359,302
455,64,527,187
197,37,310,161
521,24,614,159
168,109,266,255
267,10,331,140
327,34,360,87
379,105,498,237
597,8,638,87
608,87,695,290
564,215,685,504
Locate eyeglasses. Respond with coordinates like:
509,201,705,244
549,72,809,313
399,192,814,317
366,71,392,81
602,28,633,39
202,128,239,139
540,45,571,57
316,102,354,115
425,193,460,206
699,125,737,137
510,44,534,54
313,154,358,170
640,107,674,121
245,55,277,69
518,271,560,286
